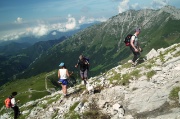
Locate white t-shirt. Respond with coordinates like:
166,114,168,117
131,34,139,47
59,69,67,79
11,97,16,107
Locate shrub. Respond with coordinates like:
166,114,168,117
64,101,81,119
174,50,180,57
69,102,80,112
64,111,80,119
145,64,153,69
108,73,121,84
169,87,180,101
130,69,141,79
82,102,110,119
147,70,156,79
120,73,131,85
121,63,131,69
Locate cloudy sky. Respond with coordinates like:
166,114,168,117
0,0,179,41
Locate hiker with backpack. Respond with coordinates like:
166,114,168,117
5,92,21,119
129,28,142,66
75,55,89,85
58,62,70,97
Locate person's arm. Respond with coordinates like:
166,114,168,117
58,69,60,79
136,41,142,52
75,64,78,68
66,69,70,78
75,60,79,68
130,36,138,52
86,60,90,69
138,42,142,52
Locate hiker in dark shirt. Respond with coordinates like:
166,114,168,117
130,28,142,66
75,55,89,85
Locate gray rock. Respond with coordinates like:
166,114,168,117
146,48,159,60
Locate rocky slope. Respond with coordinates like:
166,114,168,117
1,43,180,119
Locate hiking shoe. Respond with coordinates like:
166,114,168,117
85,80,89,84
84,80,87,85
60,99,63,103
131,62,136,67
63,94,68,98
81,81,84,85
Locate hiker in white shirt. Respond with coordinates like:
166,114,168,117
130,28,142,66
58,62,70,97
11,92,20,119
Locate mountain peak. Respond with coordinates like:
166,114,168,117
160,5,180,19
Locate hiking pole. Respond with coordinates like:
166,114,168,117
76,70,80,84
68,78,74,87
68,71,74,87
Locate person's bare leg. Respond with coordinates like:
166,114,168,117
64,85,67,95
61,84,66,95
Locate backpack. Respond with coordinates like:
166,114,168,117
5,97,12,108
83,57,90,70
124,34,136,46
84,57,89,63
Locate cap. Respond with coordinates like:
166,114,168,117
12,92,17,96
135,28,140,32
59,62,64,67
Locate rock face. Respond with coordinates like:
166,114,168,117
146,48,159,60
1,43,180,119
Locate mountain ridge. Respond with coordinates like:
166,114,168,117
18,5,180,79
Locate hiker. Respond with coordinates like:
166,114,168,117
75,55,89,85
130,28,142,66
11,92,21,119
58,62,70,97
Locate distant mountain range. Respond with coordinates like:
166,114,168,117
0,5,180,86
0,36,66,85
0,22,100,85
0,22,100,47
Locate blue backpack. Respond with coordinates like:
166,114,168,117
84,57,89,62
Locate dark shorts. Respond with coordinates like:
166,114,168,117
59,79,68,85
80,69,88,79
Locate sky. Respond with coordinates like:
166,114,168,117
0,0,180,42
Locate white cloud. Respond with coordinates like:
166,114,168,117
32,25,49,37
118,0,129,13
65,15,76,30
51,23,64,31
131,3,140,9
52,31,56,35
78,16,107,24
117,0,168,13
78,16,86,24
152,0,168,9
96,17,107,22
1,32,24,41
0,15,108,41
15,17,23,24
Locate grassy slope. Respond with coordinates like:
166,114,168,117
0,70,80,110
140,18,180,57
0,72,56,109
